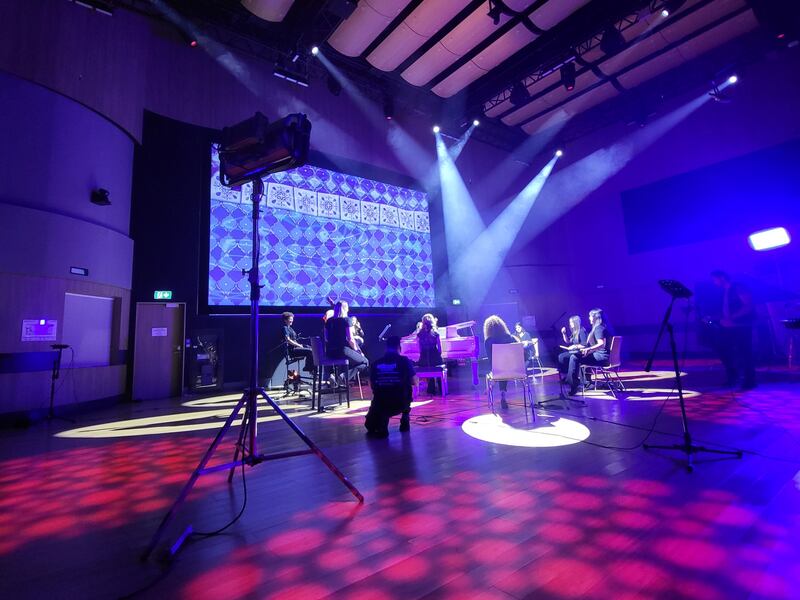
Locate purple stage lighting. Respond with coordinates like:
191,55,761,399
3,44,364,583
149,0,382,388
472,119,480,127
728,75,738,84
555,149,563,157
748,227,791,251
433,125,440,133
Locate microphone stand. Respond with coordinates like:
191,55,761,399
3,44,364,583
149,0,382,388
643,287,742,472
47,344,75,423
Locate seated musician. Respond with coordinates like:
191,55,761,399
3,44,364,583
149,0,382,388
558,315,588,376
484,315,516,408
365,336,417,437
325,301,369,382
417,313,443,394
282,312,313,373
349,315,366,350
513,322,536,364
565,309,611,396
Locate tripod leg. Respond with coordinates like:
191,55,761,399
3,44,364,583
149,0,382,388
142,394,248,560
228,394,250,483
259,390,363,503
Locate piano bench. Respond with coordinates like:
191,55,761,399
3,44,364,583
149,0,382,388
416,366,448,396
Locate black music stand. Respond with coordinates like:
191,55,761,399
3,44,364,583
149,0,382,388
47,344,74,423
643,279,742,472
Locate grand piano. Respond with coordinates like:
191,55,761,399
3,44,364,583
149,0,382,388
400,321,481,386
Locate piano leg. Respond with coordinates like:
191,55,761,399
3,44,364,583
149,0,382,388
471,359,479,387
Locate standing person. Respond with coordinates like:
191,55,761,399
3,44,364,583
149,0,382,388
281,312,314,373
711,270,756,389
565,309,611,396
365,336,418,437
558,315,588,377
417,313,443,394
325,301,369,382
484,315,517,409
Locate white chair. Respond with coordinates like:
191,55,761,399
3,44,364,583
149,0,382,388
581,336,626,398
309,337,350,412
486,342,534,422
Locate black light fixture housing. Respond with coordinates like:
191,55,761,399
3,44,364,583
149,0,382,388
90,188,111,206
487,0,503,25
218,113,312,187
600,25,625,55
509,81,531,106
326,74,342,96
560,62,576,91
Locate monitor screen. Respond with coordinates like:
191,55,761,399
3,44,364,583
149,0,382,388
208,146,435,308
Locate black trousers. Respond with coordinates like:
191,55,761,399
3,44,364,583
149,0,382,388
289,347,314,372
718,326,755,386
566,352,608,390
340,347,369,381
365,400,410,434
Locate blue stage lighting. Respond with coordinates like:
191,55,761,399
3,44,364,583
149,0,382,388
473,119,480,127
555,149,563,157
728,74,738,84
311,46,319,56
433,125,441,133
748,227,790,251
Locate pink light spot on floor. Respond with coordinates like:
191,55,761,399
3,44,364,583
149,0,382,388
611,510,658,530
264,528,327,556
402,484,446,503
393,512,445,538
181,564,265,600
609,559,670,590
553,491,604,510
653,537,728,570
537,522,584,544
382,555,431,582
623,479,671,497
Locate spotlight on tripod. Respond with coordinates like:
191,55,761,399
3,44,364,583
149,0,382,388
143,112,362,562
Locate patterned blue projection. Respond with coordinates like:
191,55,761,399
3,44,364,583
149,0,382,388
209,147,435,308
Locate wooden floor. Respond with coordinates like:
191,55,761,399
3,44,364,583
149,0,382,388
1,363,800,600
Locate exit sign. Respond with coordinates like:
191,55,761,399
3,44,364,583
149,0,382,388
154,290,173,300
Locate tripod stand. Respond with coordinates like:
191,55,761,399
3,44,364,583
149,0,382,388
643,280,742,472
142,179,363,561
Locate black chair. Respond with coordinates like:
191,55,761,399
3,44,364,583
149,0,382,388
309,336,350,412
283,342,313,395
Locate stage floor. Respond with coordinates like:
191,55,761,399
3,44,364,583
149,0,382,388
1,363,799,599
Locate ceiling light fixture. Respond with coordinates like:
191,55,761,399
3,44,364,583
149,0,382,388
560,62,576,92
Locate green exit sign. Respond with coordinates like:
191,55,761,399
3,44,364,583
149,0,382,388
154,290,173,300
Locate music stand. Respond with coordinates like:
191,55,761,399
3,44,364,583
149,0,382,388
47,344,74,423
643,279,742,472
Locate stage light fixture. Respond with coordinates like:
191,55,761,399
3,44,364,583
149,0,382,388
218,112,312,187
555,149,563,157
487,0,502,25
383,94,394,120
728,74,738,84
660,0,686,18
433,125,440,133
311,46,319,56
509,81,530,107
90,188,111,206
273,66,309,87
560,62,576,91
748,227,790,251
473,119,480,127
600,25,625,55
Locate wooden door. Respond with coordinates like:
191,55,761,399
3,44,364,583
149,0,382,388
133,302,185,401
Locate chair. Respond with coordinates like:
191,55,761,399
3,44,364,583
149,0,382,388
309,337,350,412
283,344,312,395
486,342,534,421
528,338,545,383
416,365,448,396
581,336,626,398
